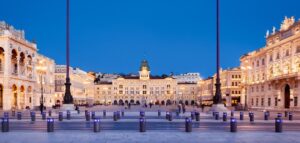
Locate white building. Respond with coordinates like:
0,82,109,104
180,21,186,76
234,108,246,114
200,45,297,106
241,17,300,110
94,60,199,105
0,21,37,110
173,73,201,83
55,65,94,105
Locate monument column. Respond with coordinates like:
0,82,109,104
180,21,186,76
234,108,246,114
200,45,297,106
63,0,74,110
210,0,228,112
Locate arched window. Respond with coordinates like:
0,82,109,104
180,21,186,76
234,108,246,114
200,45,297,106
286,49,290,56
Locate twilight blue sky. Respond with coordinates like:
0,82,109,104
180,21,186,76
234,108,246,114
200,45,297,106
0,0,300,77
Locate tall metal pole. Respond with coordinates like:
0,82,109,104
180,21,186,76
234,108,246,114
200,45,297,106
64,0,73,104
214,0,222,104
40,74,44,114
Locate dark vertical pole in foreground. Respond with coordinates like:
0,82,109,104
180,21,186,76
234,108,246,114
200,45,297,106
64,0,73,104
214,0,222,104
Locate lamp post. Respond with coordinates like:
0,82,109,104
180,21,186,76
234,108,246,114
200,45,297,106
36,60,47,114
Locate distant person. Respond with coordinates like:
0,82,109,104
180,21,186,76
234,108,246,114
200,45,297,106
201,104,205,112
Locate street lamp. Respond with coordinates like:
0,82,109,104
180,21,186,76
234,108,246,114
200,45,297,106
36,60,47,114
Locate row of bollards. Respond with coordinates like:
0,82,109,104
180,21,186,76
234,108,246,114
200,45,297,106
0,110,292,133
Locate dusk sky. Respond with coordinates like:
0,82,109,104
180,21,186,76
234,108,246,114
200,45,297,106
1,0,300,77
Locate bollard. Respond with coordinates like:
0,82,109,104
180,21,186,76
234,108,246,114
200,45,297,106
195,112,200,121
121,110,124,117
139,117,146,132
85,110,88,116
191,112,195,120
93,118,101,132
113,112,118,121
158,110,161,117
103,110,106,117
30,111,36,122
215,112,219,120
288,112,293,121
168,112,173,121
277,113,282,118
223,112,227,122
58,112,63,121
140,111,145,117
91,111,96,120
77,109,80,114
230,118,237,132
240,112,244,120
275,118,282,133
17,112,22,120
47,118,54,132
48,110,52,117
1,117,9,132
185,118,192,132
264,112,269,120
86,112,91,121
66,110,71,120
249,112,254,122
42,112,46,120
231,111,234,117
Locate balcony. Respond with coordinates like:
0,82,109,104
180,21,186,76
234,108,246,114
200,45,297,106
268,72,299,81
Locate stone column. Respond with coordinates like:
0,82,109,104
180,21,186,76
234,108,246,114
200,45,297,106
3,43,11,110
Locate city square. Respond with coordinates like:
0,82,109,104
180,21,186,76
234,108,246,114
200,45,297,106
1,0,300,142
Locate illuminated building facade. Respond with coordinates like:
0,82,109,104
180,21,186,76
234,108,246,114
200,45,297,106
241,17,300,110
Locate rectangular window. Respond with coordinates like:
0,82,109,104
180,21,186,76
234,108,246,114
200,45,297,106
143,85,147,89
275,97,278,106
294,97,298,106
268,98,271,106
261,98,264,106
143,91,146,94
251,98,254,106
296,46,300,53
256,98,259,106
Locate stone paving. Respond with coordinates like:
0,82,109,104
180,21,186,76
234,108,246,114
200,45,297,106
0,131,299,143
